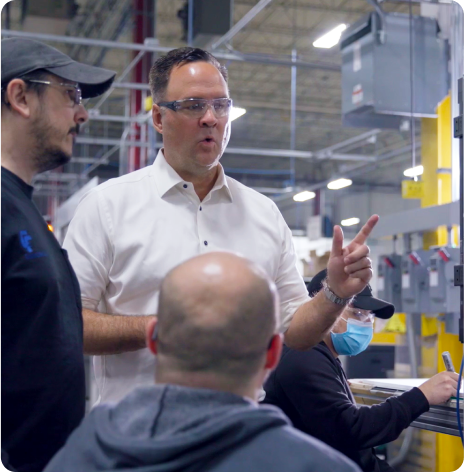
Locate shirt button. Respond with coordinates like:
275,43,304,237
199,206,202,211
183,184,188,189
204,241,208,246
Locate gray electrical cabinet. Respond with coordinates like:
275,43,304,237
340,12,448,129
377,254,402,311
429,247,460,334
401,250,431,314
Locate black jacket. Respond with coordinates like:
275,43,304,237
263,343,429,472
2,167,85,472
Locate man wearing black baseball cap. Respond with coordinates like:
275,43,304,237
263,269,459,472
1,38,115,472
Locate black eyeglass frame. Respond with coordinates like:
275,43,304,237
157,98,233,116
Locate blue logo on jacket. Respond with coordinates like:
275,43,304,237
19,230,47,260
19,230,33,253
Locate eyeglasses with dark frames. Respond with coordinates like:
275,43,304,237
157,98,233,118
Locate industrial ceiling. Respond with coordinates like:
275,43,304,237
2,0,460,228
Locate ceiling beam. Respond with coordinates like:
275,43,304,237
212,0,276,50
234,0,370,14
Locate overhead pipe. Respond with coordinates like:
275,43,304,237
315,129,381,158
366,0,386,44
75,137,375,162
187,0,194,46
289,49,297,187
1,30,340,72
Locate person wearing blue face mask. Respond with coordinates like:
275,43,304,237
330,307,374,356
263,268,459,472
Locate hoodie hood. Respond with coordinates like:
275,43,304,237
45,384,290,472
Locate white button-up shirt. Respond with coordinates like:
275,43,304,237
64,150,310,403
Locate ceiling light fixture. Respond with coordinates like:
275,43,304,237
403,165,424,178
313,24,347,49
293,191,316,202
230,107,246,121
341,217,360,227
327,178,353,190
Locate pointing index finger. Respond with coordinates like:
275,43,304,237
351,215,379,246
331,225,344,257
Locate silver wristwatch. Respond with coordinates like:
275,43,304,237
322,279,352,306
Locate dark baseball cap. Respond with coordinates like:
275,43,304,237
306,269,394,320
1,38,116,99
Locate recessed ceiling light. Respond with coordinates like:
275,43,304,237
403,165,424,178
341,217,360,227
293,191,316,202
327,178,353,190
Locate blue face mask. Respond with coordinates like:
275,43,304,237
330,317,373,356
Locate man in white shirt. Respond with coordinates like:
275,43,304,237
64,47,378,403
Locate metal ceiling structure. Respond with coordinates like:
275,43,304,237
1,0,461,228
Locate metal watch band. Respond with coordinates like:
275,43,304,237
322,280,352,306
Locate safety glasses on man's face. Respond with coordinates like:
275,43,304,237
22,79,83,106
345,307,375,323
157,98,233,118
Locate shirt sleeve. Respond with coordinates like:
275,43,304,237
63,189,113,311
271,203,310,333
272,347,430,451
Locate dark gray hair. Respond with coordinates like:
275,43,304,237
149,47,228,103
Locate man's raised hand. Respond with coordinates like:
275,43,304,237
326,215,379,300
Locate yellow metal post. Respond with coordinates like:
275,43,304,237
421,96,463,471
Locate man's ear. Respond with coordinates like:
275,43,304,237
6,79,33,119
265,333,283,371
152,104,163,135
146,317,158,355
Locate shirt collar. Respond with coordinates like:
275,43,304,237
151,149,233,202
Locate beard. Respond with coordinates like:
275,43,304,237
29,110,77,174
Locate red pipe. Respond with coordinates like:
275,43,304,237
130,0,154,173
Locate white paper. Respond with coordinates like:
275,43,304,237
352,84,363,105
402,273,410,289
429,270,439,287
377,276,385,292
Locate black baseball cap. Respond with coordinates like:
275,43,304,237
306,269,394,320
1,38,116,99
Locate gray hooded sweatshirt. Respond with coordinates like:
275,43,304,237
44,384,361,472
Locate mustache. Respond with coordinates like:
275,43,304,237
69,124,80,135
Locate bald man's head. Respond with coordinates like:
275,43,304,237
155,252,278,385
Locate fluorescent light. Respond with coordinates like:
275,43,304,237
403,165,423,178
293,191,316,202
230,107,246,121
327,178,352,190
341,217,360,227
313,24,347,49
